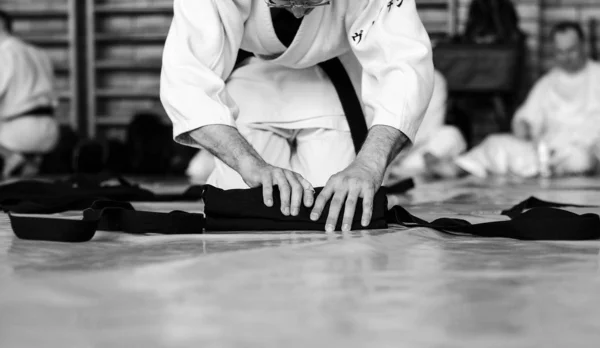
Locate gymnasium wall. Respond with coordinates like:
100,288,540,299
452,0,600,77
455,0,542,80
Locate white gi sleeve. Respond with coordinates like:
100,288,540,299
160,0,246,146
347,0,434,143
511,76,548,140
0,49,11,99
415,70,447,144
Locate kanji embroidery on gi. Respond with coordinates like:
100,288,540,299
353,0,405,44
387,0,394,11
388,0,404,11
352,30,364,44
387,0,404,12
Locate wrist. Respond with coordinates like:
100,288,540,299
354,152,387,174
356,125,410,171
188,124,269,186
236,154,268,185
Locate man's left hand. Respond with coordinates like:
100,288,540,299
310,125,410,232
310,159,384,232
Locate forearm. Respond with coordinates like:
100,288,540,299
189,125,266,183
355,125,411,173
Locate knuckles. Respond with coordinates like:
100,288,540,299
330,197,345,207
329,173,375,190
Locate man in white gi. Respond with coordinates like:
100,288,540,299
433,21,600,178
0,10,60,178
161,0,434,231
187,69,466,184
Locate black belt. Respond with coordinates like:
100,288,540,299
2,175,599,242
236,9,370,154
270,8,369,153
318,59,368,152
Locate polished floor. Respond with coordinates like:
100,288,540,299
2,176,600,347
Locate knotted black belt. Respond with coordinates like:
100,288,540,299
2,175,598,242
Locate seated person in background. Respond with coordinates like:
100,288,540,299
0,10,59,178
383,69,466,183
430,21,600,178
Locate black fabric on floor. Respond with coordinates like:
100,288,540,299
0,173,204,214
501,196,595,218
202,185,389,232
2,177,411,241
3,175,599,242
387,205,600,241
205,186,600,240
10,200,204,242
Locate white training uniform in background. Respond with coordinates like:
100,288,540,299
455,60,600,177
0,36,59,154
384,70,466,182
161,0,434,188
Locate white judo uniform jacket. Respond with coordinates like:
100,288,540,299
513,60,600,151
0,36,58,154
161,0,434,148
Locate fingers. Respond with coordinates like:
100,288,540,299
297,175,315,208
341,187,360,232
273,169,291,216
310,184,334,224
261,173,274,207
325,191,347,233
360,187,375,227
284,170,303,216
262,167,314,216
311,176,378,232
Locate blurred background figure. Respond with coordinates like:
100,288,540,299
0,9,59,178
186,148,215,183
384,69,466,183
124,111,196,175
433,21,600,178
508,21,600,176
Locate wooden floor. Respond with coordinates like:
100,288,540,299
2,176,600,347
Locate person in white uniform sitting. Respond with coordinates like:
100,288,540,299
0,10,59,178
383,69,466,183
161,0,434,231
431,21,600,178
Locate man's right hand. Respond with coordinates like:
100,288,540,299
189,125,314,217
241,161,315,216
